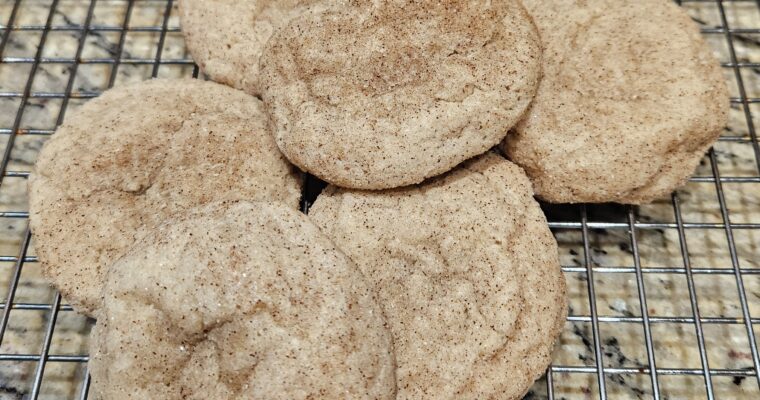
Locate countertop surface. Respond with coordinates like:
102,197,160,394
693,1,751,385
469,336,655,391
0,1,758,399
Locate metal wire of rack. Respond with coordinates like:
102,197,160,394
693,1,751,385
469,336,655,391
0,0,757,399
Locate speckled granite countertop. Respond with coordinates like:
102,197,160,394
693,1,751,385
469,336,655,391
0,1,758,399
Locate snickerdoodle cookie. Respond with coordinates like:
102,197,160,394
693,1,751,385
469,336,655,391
260,0,541,189
502,0,728,204
29,79,301,315
310,153,567,399
89,201,396,400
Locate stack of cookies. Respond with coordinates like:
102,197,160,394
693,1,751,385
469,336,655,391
28,0,728,399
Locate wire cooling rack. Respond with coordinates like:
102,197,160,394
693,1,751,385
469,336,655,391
0,0,758,399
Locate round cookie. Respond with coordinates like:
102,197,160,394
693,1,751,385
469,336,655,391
89,201,396,400
28,78,302,316
179,0,326,95
502,0,729,204
309,153,567,399
260,0,541,189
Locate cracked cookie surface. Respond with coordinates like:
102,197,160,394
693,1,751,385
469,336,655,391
309,153,567,400
260,0,541,189
502,0,729,204
28,78,302,316
89,201,396,400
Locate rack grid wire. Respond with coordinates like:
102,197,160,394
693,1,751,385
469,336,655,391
0,0,758,399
